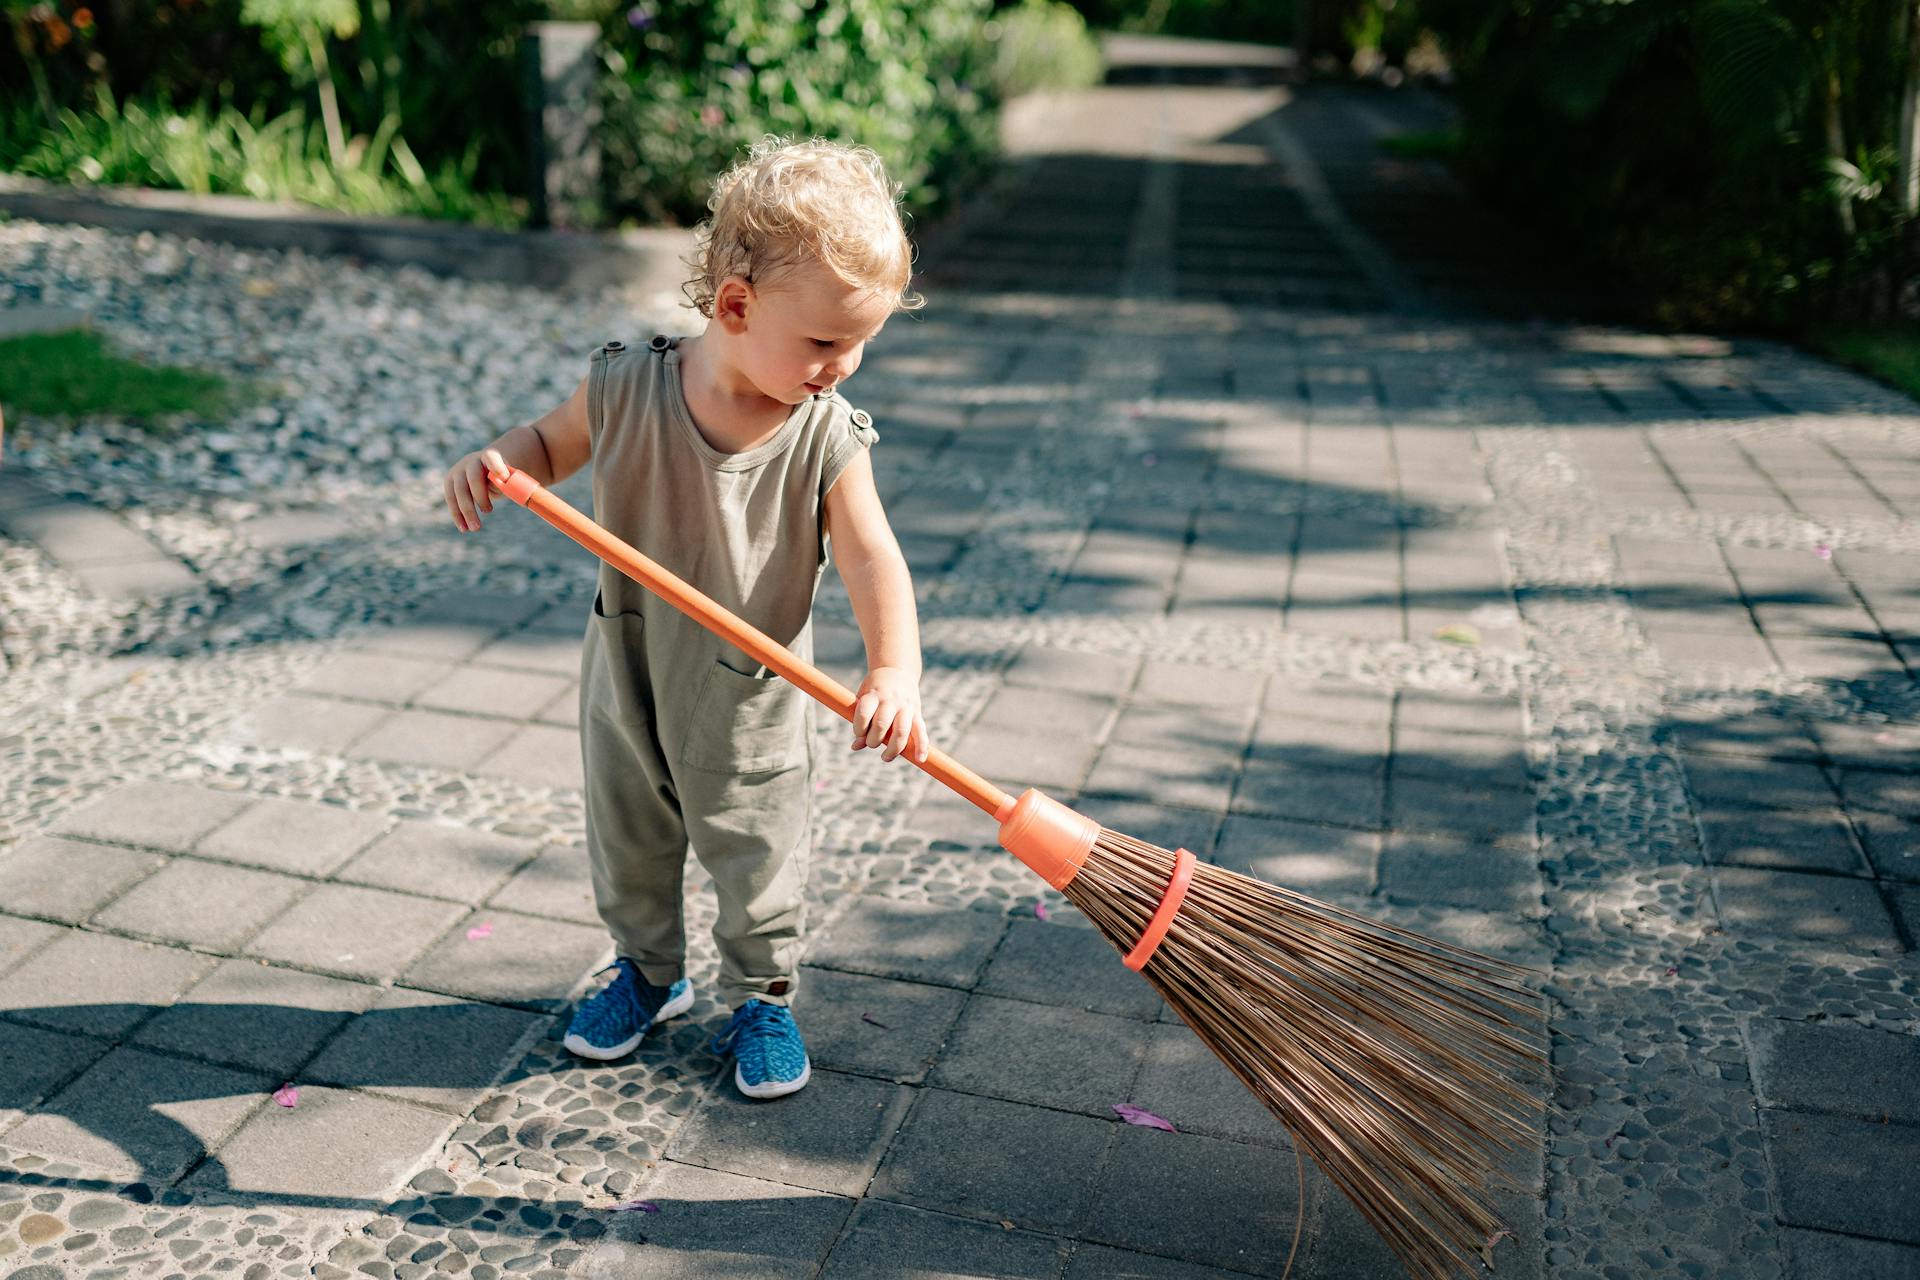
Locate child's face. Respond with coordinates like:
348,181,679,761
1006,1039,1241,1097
730,261,894,405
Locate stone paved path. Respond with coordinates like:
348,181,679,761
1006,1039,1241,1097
2,33,1918,1280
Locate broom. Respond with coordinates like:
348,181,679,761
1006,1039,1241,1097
486,464,1548,1280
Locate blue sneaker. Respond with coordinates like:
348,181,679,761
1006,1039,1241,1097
709,999,811,1098
563,959,693,1061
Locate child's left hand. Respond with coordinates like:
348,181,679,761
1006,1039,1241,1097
851,666,930,763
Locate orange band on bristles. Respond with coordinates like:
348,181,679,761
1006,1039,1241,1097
1123,848,1195,972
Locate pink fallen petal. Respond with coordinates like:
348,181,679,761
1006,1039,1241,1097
860,1012,891,1030
1111,1103,1176,1132
1034,901,1050,921
1814,544,1833,560
608,1200,661,1213
466,922,494,941
273,1084,299,1108
1664,966,1679,977
1875,731,1895,744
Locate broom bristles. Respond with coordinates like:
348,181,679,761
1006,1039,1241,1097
1068,828,1549,1280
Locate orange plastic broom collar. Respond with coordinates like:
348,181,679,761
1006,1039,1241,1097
1123,848,1195,972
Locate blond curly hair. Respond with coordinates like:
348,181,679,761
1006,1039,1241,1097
683,136,922,318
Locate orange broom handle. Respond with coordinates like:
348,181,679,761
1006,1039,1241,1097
488,466,1015,821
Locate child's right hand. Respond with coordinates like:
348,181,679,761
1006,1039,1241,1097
444,447,509,533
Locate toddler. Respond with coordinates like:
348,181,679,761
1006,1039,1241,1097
442,137,930,1098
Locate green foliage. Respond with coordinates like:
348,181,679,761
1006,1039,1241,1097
0,327,242,427
598,0,1001,227
0,88,523,226
1058,0,1294,45
983,0,1106,99
1417,0,1915,330
1378,128,1462,160
1813,324,1920,401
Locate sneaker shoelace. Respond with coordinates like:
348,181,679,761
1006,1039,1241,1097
576,959,658,1040
708,1000,800,1075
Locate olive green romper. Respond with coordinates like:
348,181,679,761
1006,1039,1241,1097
579,334,876,1010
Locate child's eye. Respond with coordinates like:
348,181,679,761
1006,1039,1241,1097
811,339,837,349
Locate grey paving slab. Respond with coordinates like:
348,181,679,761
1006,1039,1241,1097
1781,1228,1920,1280
334,819,537,902
1748,1018,1920,1122
184,1082,456,1198
1709,866,1900,950
1303,1179,1544,1280
414,663,572,719
52,780,251,852
1662,709,1822,761
347,707,520,772
298,650,453,704
1003,645,1143,699
1852,810,1920,882
1082,1123,1311,1273
402,908,608,1010
0,913,63,977
0,930,214,1038
1250,707,1391,770
668,1067,912,1197
1260,679,1394,728
1391,725,1531,791
806,897,1008,989
221,692,390,755
486,841,599,924
131,957,381,1078
975,686,1120,739
1109,701,1256,761
1135,660,1268,709
977,917,1163,1021
1377,831,1542,914
1809,718,1920,770
1684,756,1842,812
6,1045,269,1183
0,1021,112,1129
67,556,201,599
195,795,391,877
475,723,586,791
820,1197,1072,1279
1132,1022,1292,1148
1833,767,1920,821
1643,624,1777,674
472,627,587,675
585,1160,854,1278
949,724,1099,793
929,994,1151,1116
349,617,502,664
244,883,467,983
798,966,969,1085
0,835,164,923
91,857,309,950
1387,776,1536,847
1764,1108,1920,1244
869,1087,1112,1232
301,985,547,1114
534,683,582,728
0,501,165,565
1083,742,1236,814
1230,762,1384,829
1213,814,1378,896
1695,806,1871,875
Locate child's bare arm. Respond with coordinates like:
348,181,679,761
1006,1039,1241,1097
443,376,593,532
823,450,929,764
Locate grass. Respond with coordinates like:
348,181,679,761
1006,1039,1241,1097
1378,130,1463,162
1812,326,1920,404
0,327,242,427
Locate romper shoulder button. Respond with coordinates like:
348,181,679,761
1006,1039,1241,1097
647,334,672,352
604,340,625,353
850,409,872,428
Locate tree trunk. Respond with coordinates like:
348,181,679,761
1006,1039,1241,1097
1826,66,1856,236
1901,0,1920,216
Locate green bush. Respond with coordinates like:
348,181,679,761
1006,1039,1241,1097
983,0,1105,99
1060,0,1293,46
0,88,522,226
597,0,1001,227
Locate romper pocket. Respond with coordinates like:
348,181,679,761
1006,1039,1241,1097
681,658,807,774
584,590,650,722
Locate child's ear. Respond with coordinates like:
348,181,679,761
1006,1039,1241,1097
713,275,754,335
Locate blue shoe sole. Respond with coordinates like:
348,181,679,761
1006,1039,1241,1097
562,980,694,1061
